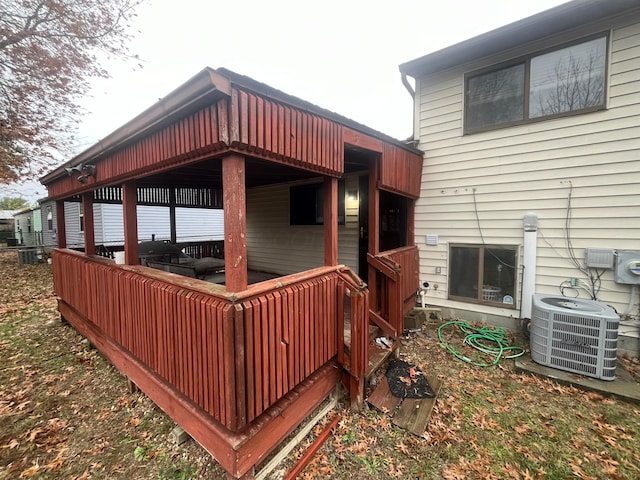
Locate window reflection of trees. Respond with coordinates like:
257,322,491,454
467,64,524,129
530,39,605,117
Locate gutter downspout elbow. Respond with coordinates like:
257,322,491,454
401,72,415,100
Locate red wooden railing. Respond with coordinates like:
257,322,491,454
336,268,369,380
53,249,369,431
235,272,341,424
368,245,419,337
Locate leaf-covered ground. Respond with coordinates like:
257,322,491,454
1,249,639,479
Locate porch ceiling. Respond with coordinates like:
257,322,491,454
136,147,372,190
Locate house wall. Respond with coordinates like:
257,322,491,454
14,209,42,246
413,14,640,332
63,202,84,248
60,203,224,248
246,175,360,275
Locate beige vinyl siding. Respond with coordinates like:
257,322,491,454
415,14,640,319
246,176,359,276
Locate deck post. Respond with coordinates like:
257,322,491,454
368,158,380,310
169,187,177,244
323,177,338,266
122,181,139,265
55,200,66,249
82,192,95,256
223,153,247,292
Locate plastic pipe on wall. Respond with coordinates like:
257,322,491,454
521,213,538,319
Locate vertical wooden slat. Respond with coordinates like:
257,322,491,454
233,304,246,428
273,291,283,400
244,301,255,422
251,298,262,418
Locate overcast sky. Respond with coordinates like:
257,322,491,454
4,0,569,202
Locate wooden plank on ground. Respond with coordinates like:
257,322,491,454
367,376,401,413
391,377,442,436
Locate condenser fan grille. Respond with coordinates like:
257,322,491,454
530,295,619,380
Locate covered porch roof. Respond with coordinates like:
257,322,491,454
41,67,422,202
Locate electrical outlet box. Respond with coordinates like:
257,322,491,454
435,266,441,274
584,248,614,269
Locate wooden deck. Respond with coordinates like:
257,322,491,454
53,248,371,477
41,68,424,478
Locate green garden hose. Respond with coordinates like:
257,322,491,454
437,320,525,367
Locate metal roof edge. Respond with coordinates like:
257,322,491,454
399,0,640,78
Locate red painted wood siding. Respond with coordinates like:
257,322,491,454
380,144,423,199
48,89,346,200
47,100,229,199
53,249,238,429
369,245,420,335
52,250,353,431
230,88,344,176
382,245,420,316
238,273,339,423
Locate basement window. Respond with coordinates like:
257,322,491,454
449,244,517,307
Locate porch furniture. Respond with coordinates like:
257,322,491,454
139,240,225,279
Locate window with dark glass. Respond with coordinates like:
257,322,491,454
379,190,408,251
290,181,345,226
449,244,517,307
47,208,53,231
79,203,84,232
465,35,607,132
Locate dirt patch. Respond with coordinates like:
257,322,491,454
1,249,640,479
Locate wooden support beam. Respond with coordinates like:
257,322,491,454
323,177,338,266
122,181,139,265
169,187,177,244
82,192,95,256
223,154,247,292
55,200,66,249
343,127,383,153
368,158,380,311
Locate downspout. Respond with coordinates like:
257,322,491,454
401,72,415,99
521,213,538,320
401,72,418,148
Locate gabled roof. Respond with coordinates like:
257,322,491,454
12,206,39,217
399,0,640,78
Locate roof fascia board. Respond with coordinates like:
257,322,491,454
41,68,231,185
399,0,640,78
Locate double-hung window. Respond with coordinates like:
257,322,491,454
465,35,607,132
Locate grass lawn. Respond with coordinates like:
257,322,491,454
1,249,639,479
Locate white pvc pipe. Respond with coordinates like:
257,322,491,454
521,213,538,319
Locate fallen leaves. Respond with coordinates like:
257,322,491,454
0,251,226,478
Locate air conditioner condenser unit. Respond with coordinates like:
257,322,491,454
530,295,619,380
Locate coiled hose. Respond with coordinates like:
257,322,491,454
437,320,525,367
